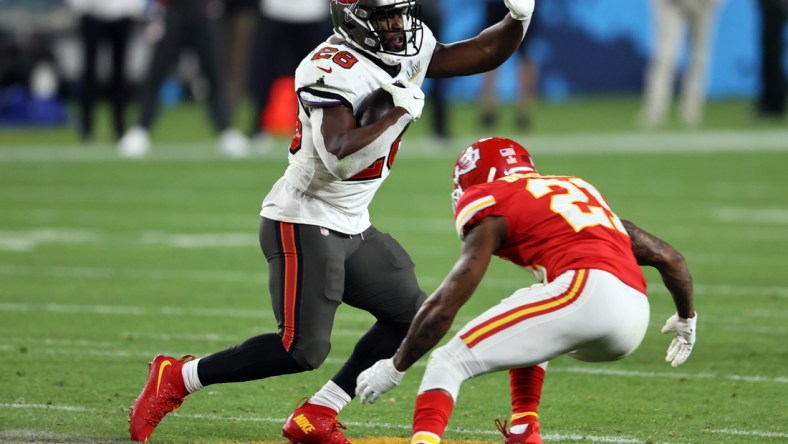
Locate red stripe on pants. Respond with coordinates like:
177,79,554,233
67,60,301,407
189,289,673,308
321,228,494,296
279,222,298,351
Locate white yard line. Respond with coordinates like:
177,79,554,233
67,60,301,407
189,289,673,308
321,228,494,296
0,402,644,443
707,428,788,439
2,402,785,442
2,338,786,385
1,263,787,301
1,130,787,164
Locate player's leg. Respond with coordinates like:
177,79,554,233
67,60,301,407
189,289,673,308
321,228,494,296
502,363,548,443
130,219,345,442
411,269,635,443
567,270,650,362
199,219,346,382
278,224,374,444
333,227,427,397
287,227,427,442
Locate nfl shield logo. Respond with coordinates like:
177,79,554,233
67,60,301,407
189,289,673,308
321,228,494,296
320,227,330,237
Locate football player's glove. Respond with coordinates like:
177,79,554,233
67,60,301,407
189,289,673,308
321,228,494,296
660,312,698,367
382,81,424,120
356,358,405,404
504,0,535,21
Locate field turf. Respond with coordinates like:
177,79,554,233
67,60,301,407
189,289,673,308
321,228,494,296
1,98,787,443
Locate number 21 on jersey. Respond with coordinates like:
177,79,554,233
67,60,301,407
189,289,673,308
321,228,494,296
524,177,627,234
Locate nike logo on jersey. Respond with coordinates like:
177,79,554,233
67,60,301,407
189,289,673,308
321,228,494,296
318,66,333,74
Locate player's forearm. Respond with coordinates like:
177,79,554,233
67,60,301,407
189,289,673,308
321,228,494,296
314,109,411,179
393,252,486,371
660,258,694,319
331,108,411,159
622,219,695,318
392,297,454,372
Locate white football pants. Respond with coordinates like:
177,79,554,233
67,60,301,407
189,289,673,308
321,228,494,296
418,269,650,400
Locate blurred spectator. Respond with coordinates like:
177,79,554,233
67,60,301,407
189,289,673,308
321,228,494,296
66,0,145,143
479,0,541,132
755,0,787,118
640,0,724,129
247,0,331,149
118,0,249,158
222,0,257,113
420,0,450,143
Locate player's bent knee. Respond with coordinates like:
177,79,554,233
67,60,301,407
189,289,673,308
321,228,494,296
290,339,332,370
417,338,481,400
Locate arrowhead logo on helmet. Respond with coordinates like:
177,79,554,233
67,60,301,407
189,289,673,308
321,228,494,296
451,137,537,210
329,0,424,66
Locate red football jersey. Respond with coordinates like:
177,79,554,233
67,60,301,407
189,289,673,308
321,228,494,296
454,173,646,293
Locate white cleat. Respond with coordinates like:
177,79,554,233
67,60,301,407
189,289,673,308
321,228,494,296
218,128,250,158
118,126,151,158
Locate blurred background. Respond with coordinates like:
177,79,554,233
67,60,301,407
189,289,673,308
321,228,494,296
0,0,785,148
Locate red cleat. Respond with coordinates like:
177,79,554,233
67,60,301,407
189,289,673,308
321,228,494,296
282,398,350,444
496,418,543,444
129,354,194,442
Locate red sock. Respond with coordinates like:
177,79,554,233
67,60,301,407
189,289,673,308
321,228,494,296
411,390,455,443
509,365,545,425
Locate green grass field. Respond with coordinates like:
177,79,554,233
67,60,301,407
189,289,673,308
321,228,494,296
1,98,787,443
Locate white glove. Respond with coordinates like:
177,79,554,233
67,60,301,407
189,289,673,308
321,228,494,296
660,312,698,367
356,358,405,404
504,0,535,21
382,81,424,120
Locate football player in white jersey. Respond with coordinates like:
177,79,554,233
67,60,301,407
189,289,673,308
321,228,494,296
129,0,537,442
356,137,697,444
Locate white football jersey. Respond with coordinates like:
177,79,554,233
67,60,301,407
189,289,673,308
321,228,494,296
261,26,437,235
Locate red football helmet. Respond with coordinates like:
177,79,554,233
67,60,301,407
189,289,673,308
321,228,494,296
451,137,536,210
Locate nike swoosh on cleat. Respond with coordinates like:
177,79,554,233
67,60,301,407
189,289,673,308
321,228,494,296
156,360,172,395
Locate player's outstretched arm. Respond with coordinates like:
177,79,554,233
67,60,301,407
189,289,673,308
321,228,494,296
356,216,507,403
392,216,506,371
427,0,534,78
622,219,697,367
622,219,694,318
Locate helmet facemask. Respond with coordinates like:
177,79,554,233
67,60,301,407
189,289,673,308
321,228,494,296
330,0,423,66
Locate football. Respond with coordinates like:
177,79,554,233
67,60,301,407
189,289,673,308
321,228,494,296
355,88,395,127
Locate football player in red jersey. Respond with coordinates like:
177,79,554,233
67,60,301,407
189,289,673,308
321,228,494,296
129,1,539,443
356,137,698,444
